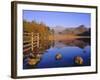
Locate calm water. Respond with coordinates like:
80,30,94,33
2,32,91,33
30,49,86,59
23,38,91,69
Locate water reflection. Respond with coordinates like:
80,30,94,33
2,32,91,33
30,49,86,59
57,38,90,48
23,38,91,69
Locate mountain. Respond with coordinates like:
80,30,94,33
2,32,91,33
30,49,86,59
62,25,90,36
78,28,91,36
50,26,66,34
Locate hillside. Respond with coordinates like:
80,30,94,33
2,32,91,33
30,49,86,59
62,25,90,36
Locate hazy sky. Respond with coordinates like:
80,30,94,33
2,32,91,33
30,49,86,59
23,10,91,28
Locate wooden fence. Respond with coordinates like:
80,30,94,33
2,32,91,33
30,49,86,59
23,31,40,54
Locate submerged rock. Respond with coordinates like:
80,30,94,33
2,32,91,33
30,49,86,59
28,58,40,65
74,56,83,65
55,53,62,60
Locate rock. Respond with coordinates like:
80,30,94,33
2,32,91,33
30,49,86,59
74,56,83,65
28,58,40,65
56,53,62,60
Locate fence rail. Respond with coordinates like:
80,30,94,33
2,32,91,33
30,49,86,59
23,32,40,54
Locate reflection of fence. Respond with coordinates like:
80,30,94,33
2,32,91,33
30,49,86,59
23,32,40,54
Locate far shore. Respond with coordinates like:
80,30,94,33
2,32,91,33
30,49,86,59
49,35,90,40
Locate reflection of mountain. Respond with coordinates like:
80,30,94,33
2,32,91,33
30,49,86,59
58,38,90,48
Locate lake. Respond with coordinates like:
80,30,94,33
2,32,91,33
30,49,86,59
23,38,91,69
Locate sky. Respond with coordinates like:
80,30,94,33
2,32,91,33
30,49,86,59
23,10,91,28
